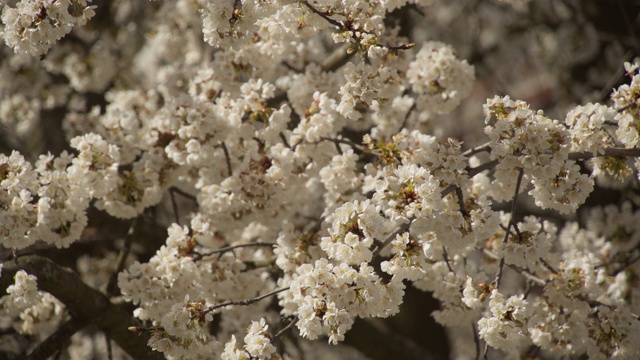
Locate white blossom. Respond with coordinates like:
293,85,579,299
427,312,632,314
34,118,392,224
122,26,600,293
407,41,475,114
1,0,96,56
1,2,640,359
0,271,65,340
478,290,531,354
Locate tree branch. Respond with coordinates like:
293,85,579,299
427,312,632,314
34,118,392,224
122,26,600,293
372,220,413,258
106,219,137,297
462,142,492,157
1,256,164,360
195,242,276,260
204,287,289,315
273,316,299,339
492,168,524,289
26,317,85,360
220,141,233,177
320,44,355,72
300,0,343,28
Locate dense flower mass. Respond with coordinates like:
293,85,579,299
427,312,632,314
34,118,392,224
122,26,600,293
1,1,640,360
1,0,96,57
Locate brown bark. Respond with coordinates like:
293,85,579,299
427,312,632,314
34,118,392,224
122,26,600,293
1,256,164,360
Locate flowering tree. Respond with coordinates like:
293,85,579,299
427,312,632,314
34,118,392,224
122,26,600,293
2,0,640,359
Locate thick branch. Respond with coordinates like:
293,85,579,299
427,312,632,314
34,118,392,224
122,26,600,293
1,256,163,360
26,317,85,360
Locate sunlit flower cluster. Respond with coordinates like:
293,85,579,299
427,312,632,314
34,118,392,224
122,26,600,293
1,0,95,56
2,1,640,360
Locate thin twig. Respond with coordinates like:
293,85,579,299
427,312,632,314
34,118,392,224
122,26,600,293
442,246,454,273
577,298,638,322
454,186,468,217
281,61,303,73
523,281,533,299
441,159,500,198
372,219,413,257
320,136,365,154
300,0,413,53
280,132,291,149
606,251,640,275
274,317,299,339
492,168,524,289
472,323,481,360
221,141,232,177
396,102,416,134
199,242,276,257
169,186,197,202
514,267,547,287
128,326,164,335
539,257,558,274
512,222,524,241
106,219,138,297
333,139,343,155
204,287,289,315
381,43,416,52
169,189,180,225
291,138,303,151
462,142,492,157
467,159,500,178
300,0,342,28
483,249,547,286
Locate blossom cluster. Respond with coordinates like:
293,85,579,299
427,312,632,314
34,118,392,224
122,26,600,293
284,258,405,344
0,270,65,341
2,1,640,360
0,133,121,249
1,0,96,57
